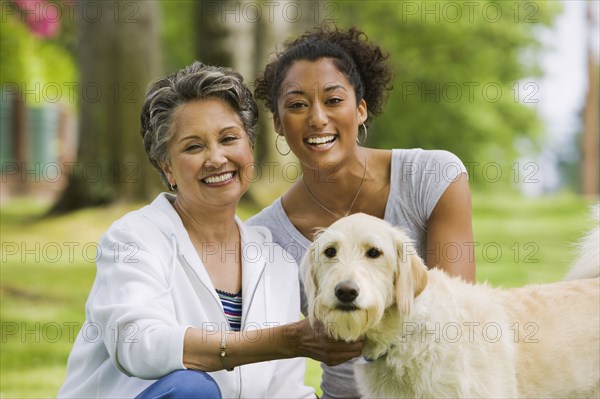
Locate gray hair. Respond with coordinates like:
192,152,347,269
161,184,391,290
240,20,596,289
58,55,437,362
140,61,259,188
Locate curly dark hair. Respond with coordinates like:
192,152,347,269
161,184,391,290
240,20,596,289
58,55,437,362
254,26,393,125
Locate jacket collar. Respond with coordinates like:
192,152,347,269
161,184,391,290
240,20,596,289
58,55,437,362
143,193,269,326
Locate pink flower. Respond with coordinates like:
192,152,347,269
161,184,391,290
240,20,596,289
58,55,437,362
12,0,61,38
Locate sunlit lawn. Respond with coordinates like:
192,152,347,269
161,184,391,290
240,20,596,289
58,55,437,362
0,192,594,397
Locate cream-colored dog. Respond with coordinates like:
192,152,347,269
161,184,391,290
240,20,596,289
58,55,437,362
302,213,599,399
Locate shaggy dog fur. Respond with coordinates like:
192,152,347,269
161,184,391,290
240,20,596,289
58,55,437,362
302,213,600,398
565,205,600,281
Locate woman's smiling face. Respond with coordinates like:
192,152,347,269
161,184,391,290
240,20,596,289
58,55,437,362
162,98,254,210
275,58,367,171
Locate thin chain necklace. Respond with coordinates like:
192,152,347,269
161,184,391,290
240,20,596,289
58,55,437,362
302,148,368,219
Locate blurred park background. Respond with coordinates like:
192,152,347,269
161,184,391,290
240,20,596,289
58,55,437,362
1,0,599,397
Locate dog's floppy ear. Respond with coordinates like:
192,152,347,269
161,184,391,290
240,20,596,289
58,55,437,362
301,227,329,325
300,243,319,324
392,228,428,316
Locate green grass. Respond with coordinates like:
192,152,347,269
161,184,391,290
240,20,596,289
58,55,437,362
0,191,594,397
472,192,594,286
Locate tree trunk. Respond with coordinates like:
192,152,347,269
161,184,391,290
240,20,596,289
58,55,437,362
581,2,599,198
50,0,162,214
195,0,233,67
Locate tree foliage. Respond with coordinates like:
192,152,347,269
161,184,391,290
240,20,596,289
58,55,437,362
334,0,561,178
0,13,76,105
3,0,565,211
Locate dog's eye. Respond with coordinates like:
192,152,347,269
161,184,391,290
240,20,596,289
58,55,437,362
324,247,337,258
366,247,382,258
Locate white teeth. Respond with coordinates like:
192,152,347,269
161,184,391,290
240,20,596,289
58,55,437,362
203,172,234,184
307,135,336,145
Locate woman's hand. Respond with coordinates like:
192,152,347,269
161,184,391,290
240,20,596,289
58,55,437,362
287,318,364,366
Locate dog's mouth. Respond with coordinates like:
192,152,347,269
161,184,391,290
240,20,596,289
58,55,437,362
335,303,360,312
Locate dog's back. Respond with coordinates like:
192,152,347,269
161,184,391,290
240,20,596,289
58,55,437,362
503,277,600,398
564,205,600,280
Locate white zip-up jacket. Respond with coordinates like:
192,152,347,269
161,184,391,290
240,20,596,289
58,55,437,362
58,193,315,398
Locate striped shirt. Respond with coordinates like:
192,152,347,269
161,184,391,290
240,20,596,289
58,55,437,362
216,289,242,331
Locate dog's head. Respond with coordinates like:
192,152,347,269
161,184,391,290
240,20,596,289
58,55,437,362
301,213,428,341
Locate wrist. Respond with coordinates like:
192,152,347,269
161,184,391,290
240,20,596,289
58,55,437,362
275,320,303,358
219,331,234,371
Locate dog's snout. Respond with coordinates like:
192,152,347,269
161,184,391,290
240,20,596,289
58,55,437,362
335,282,359,303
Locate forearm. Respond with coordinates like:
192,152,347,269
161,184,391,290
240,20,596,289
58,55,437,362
437,255,476,282
182,322,302,371
183,318,363,371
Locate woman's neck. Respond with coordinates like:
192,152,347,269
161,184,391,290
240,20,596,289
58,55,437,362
173,198,239,244
300,147,370,211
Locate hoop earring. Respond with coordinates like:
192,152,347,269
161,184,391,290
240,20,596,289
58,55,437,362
356,123,368,145
170,183,177,191
275,134,291,156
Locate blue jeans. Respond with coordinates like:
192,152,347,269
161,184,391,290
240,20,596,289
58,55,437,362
135,370,221,399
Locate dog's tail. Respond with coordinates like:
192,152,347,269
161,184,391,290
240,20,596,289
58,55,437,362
564,204,600,280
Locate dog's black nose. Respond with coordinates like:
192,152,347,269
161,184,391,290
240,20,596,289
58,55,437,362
335,282,359,303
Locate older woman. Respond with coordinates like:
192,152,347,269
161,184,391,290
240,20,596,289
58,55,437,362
57,62,361,399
